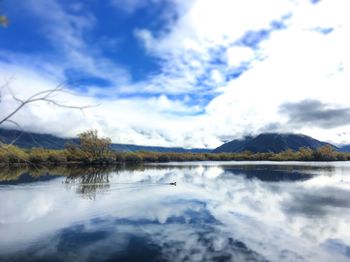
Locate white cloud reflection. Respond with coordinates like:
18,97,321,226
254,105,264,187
1,162,350,261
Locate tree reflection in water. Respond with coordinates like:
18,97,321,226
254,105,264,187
64,167,113,199
63,165,176,199
0,164,166,199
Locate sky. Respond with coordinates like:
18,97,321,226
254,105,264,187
0,0,349,148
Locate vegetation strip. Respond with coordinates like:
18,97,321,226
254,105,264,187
1,130,350,165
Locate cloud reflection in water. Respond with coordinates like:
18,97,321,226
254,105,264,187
0,162,350,261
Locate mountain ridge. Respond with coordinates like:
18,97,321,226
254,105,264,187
213,133,339,153
0,128,211,153
1,128,349,154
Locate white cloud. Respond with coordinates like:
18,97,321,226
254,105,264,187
0,64,208,147
1,0,350,147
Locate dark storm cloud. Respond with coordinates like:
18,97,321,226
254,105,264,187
279,99,350,129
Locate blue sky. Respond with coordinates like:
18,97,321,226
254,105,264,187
1,1,164,83
0,0,349,148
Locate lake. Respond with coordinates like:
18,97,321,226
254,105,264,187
0,161,350,262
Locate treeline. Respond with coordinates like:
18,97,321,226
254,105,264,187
1,129,350,165
1,145,350,165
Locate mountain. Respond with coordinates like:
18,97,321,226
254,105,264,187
213,133,337,153
0,128,69,149
339,145,350,152
109,144,211,153
0,128,211,153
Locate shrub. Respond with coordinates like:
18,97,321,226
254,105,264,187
0,145,29,163
115,153,125,162
124,153,142,163
313,145,337,161
298,147,313,161
47,151,67,163
28,148,49,163
158,154,170,162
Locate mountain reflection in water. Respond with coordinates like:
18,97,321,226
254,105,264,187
0,162,350,262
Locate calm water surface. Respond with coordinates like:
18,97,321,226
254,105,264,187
0,161,350,262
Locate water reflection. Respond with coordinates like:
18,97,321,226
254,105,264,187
1,162,350,261
283,186,350,217
64,167,112,200
221,165,316,181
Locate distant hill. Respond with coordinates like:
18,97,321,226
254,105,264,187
109,144,211,153
0,128,69,149
339,145,350,153
0,128,211,153
213,133,337,153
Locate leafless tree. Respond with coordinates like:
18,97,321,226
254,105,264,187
0,79,96,158
0,81,93,128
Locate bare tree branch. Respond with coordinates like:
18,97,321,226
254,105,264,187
2,119,23,145
0,80,99,166
0,77,14,104
0,82,98,126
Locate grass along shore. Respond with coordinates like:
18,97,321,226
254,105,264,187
1,143,350,166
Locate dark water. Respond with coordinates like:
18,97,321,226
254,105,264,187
1,161,350,262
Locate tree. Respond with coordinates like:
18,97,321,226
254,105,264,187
0,81,95,165
68,129,112,162
298,147,313,161
79,129,111,158
313,145,337,161
0,81,94,144
0,82,91,128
